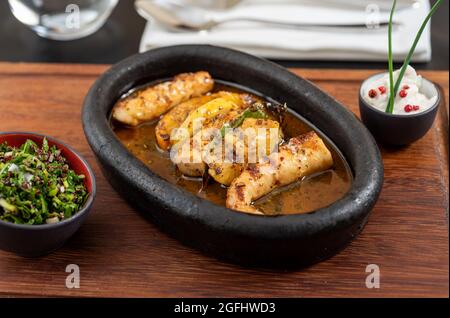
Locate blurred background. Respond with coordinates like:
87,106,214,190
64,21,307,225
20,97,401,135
0,0,448,69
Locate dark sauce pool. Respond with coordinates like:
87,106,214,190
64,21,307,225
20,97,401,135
113,80,352,215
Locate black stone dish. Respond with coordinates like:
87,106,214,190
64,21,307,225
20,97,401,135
359,72,441,146
0,132,96,257
82,45,384,267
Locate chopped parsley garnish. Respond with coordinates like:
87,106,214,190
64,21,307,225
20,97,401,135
0,138,88,225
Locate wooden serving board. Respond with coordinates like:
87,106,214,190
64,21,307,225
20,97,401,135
0,63,448,298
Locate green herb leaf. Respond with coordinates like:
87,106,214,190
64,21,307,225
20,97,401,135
0,198,17,213
386,0,397,113
220,106,268,137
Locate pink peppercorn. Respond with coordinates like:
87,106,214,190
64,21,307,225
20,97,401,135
368,89,377,98
378,86,387,94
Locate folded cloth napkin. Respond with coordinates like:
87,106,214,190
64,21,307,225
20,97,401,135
139,0,432,62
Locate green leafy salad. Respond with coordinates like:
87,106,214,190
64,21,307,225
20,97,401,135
0,139,88,225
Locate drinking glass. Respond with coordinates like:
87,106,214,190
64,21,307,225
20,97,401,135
8,0,118,40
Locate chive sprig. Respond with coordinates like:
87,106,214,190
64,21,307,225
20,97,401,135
385,0,444,113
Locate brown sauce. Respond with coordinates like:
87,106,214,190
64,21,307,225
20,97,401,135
113,82,352,215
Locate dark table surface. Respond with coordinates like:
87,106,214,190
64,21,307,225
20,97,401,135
0,0,448,70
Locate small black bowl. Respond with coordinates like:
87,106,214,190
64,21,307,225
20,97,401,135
359,73,441,146
0,132,96,257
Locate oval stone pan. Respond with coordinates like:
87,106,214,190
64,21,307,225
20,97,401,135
82,45,384,268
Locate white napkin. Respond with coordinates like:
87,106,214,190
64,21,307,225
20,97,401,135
139,0,432,62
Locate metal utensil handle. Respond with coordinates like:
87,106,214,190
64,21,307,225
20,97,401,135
217,16,394,29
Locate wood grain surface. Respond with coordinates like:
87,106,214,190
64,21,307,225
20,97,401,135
0,63,448,298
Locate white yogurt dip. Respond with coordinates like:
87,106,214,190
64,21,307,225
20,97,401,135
363,65,437,115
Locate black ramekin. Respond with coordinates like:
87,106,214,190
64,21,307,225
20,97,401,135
359,72,441,146
0,132,96,257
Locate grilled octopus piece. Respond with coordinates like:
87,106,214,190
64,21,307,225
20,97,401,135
226,131,333,214
112,71,214,126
